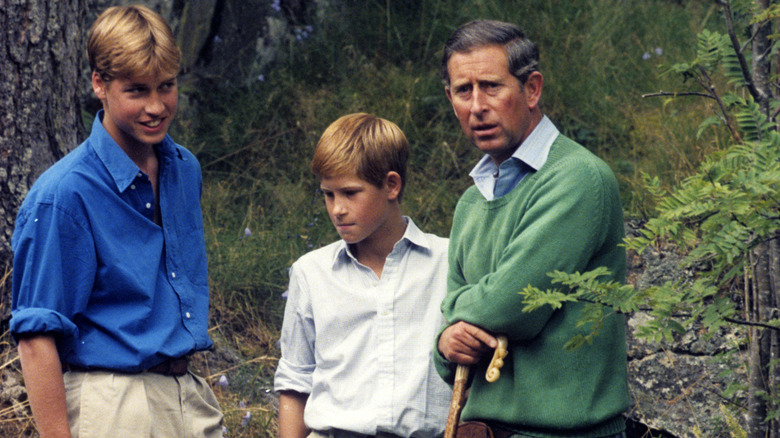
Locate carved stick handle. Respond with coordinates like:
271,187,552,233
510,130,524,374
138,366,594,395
444,335,509,438
485,335,509,383
444,364,469,438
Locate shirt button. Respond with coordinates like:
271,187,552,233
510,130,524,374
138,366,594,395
146,202,152,209
130,184,136,190
185,312,191,319
171,272,176,278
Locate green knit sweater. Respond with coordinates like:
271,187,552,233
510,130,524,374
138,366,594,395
434,134,629,437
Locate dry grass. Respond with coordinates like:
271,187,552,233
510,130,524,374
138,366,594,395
0,330,281,437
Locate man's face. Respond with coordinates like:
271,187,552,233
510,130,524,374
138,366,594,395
445,44,541,165
93,71,178,154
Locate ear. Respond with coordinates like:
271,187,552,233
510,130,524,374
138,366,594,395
92,71,107,101
445,86,458,115
384,171,402,201
523,71,543,110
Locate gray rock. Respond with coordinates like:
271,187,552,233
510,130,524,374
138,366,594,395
624,231,748,437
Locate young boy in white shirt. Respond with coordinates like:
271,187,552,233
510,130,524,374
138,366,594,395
274,113,451,438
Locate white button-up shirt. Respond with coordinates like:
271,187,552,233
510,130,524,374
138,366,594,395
274,217,451,437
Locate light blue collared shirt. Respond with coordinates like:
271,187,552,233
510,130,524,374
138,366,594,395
469,115,559,200
274,217,451,437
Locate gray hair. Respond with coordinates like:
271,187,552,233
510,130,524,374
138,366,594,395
440,20,539,86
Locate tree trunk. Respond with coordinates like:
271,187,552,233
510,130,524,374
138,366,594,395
770,237,780,438
748,243,773,438
0,0,86,323
745,0,779,437
752,0,771,117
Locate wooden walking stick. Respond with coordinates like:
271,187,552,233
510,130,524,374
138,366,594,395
443,336,508,438
443,363,470,438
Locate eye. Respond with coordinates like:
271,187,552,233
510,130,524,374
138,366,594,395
482,82,501,93
125,86,148,95
454,85,471,97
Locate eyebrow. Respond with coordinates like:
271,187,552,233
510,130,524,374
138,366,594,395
125,77,177,86
320,185,363,192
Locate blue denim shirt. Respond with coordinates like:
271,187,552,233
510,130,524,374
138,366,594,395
10,111,212,372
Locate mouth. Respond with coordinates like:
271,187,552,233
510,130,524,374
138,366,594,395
471,123,498,136
335,223,354,232
140,119,164,129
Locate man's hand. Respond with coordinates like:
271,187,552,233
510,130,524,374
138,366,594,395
438,321,497,365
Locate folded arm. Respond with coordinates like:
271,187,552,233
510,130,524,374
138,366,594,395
443,158,613,341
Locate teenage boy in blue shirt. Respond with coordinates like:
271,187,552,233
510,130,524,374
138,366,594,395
10,5,222,437
274,113,452,438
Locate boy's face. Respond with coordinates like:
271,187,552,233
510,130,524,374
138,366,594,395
92,71,178,154
320,173,397,245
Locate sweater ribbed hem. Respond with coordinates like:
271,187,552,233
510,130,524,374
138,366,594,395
488,415,625,438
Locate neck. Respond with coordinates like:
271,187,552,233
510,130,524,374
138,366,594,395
491,112,544,166
122,144,157,175
351,210,406,278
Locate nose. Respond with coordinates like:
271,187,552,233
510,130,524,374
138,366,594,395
331,197,347,217
145,92,165,115
469,89,487,115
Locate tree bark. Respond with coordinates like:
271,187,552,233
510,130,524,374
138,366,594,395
748,243,773,438
745,0,779,436
770,237,780,438
0,0,86,323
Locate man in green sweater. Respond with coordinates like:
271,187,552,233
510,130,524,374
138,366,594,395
434,20,629,437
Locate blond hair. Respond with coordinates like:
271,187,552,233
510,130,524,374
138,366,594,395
87,5,181,81
311,113,409,200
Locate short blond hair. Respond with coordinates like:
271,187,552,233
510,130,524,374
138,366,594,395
87,5,181,81
312,113,409,199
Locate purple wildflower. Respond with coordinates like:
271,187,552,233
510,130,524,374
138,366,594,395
217,375,229,387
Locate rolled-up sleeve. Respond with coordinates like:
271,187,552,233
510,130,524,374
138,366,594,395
10,198,96,348
274,264,316,394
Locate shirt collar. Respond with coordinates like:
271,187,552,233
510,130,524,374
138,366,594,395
90,110,182,193
331,216,431,268
469,115,559,180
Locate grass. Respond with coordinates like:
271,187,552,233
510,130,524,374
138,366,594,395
0,0,741,436
180,1,736,436
176,1,733,436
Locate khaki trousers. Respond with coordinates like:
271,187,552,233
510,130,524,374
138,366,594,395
64,369,223,437
308,430,403,438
